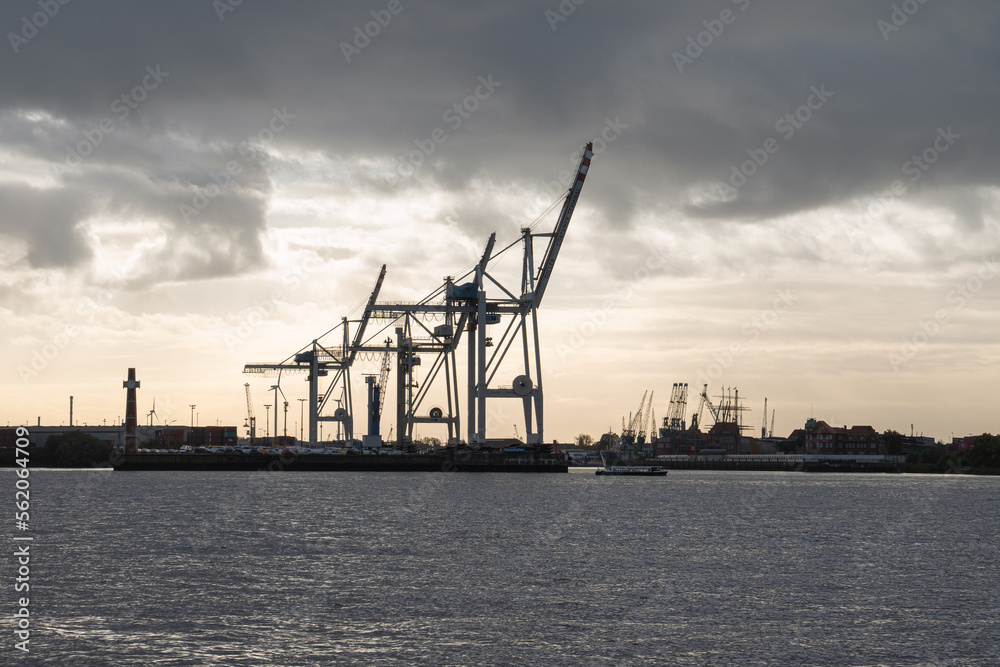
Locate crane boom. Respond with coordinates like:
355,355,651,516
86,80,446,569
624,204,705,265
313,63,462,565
628,391,647,436
348,264,386,364
638,390,654,442
377,339,392,422
533,142,594,307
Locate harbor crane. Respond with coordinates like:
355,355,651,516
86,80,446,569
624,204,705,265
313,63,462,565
364,141,595,446
638,391,654,444
244,383,256,445
243,141,594,448
243,265,386,446
664,383,688,432
619,390,648,456
363,339,394,447
695,384,720,428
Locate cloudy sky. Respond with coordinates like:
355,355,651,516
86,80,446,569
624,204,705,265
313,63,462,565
2,1,998,443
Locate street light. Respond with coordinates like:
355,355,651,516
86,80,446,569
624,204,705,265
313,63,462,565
189,405,196,428
264,404,271,443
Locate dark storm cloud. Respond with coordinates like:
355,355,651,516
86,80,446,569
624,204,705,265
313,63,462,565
1,0,998,281
0,181,93,267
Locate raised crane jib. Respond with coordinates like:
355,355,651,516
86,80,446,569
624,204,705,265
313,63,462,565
533,141,594,307
348,264,387,364
477,233,496,287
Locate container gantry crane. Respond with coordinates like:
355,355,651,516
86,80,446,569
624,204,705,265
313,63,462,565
366,141,595,446
242,141,594,448
243,265,386,446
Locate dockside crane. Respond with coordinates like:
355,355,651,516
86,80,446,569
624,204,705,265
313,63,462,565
244,383,256,445
638,391,654,444
701,384,720,426
692,384,706,431
242,141,594,449
244,265,386,446
664,382,688,431
376,337,392,431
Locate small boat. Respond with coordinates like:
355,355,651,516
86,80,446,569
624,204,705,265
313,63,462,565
595,465,668,476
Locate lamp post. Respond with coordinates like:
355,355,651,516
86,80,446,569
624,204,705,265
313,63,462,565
189,405,196,428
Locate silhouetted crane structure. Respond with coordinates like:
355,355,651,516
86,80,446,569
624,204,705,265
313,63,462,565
638,391,654,444
244,266,386,445
243,142,595,448
696,384,720,428
244,383,256,445
663,382,688,433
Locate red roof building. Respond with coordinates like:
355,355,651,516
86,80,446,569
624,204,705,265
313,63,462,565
788,418,884,456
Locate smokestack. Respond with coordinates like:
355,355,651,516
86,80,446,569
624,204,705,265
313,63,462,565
37,416,40,427
70,396,74,427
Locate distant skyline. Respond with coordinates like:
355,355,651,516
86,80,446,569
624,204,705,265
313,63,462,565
2,2,998,443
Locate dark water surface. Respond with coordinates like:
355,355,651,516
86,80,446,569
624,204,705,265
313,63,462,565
3,469,997,665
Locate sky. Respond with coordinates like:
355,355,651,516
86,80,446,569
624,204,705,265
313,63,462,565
2,1,999,444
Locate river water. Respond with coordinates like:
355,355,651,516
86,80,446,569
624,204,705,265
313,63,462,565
2,469,997,665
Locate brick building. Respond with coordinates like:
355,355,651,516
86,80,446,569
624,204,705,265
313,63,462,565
788,418,883,455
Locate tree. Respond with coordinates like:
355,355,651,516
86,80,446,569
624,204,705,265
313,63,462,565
575,433,594,449
967,433,1000,470
597,432,618,450
415,436,443,449
883,430,904,456
44,430,113,467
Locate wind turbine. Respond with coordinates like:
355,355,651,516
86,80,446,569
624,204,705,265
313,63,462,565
148,398,159,426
